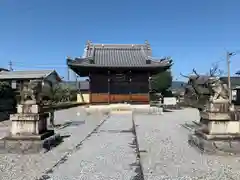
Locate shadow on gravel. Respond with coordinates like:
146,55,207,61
57,120,85,130
181,121,201,131
163,109,173,112
43,135,71,153
61,134,71,139
129,119,144,180
129,136,144,180
43,135,64,153
37,115,109,180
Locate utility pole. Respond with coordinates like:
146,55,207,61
9,60,13,71
227,51,236,103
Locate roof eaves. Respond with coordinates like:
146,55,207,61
0,70,54,80
68,63,172,68
44,70,55,78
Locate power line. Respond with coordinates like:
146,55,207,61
211,57,225,65
13,65,67,68
11,65,67,70
13,61,67,67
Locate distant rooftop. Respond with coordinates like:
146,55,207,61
220,76,240,88
0,68,9,72
0,70,60,80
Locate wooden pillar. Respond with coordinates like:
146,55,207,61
236,89,240,105
148,72,152,103
89,72,92,104
129,70,132,103
108,71,110,104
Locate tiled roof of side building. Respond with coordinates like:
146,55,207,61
67,41,172,68
0,68,9,72
220,76,240,88
0,70,60,80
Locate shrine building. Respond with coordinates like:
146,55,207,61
67,40,172,104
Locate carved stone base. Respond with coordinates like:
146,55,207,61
195,129,240,139
188,133,240,155
205,102,230,113
0,130,62,154
10,113,48,135
200,121,240,135
200,111,230,121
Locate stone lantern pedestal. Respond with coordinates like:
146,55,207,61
0,100,60,154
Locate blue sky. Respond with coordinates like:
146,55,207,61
0,0,240,81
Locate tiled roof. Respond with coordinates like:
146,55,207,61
0,70,56,80
67,41,172,68
0,68,9,72
220,76,240,88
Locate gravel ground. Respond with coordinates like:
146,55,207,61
0,106,106,180
47,111,138,180
2,107,240,180
134,108,240,180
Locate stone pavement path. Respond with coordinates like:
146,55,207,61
46,112,139,180
134,108,240,180
3,107,240,180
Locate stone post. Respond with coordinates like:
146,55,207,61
189,97,240,153
0,81,60,154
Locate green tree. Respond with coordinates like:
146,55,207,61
151,70,172,94
0,81,16,112
0,82,14,98
52,83,78,103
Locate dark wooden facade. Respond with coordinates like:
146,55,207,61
67,41,172,104
89,71,150,103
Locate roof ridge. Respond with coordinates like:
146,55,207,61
91,43,146,45
88,44,149,48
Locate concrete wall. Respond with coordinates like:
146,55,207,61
77,93,89,103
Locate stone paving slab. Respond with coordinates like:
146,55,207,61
47,112,138,180
134,108,240,180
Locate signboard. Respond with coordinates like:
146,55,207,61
113,74,126,81
11,80,17,89
163,97,177,105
